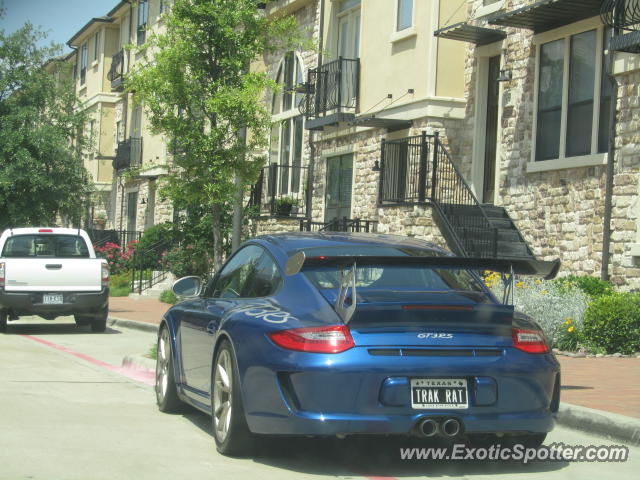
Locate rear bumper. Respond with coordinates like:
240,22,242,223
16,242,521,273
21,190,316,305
239,345,560,437
0,287,109,318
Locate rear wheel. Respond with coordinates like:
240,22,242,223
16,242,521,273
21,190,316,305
0,311,7,334
156,326,183,412
212,340,253,456
74,316,91,327
91,306,108,333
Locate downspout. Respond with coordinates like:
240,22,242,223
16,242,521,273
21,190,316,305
601,11,622,281
306,0,325,221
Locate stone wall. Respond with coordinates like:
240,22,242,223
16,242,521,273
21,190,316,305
462,0,640,289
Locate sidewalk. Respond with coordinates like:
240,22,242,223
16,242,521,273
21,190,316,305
109,295,640,441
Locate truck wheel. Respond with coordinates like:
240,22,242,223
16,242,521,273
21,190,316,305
74,316,92,327
91,306,108,333
0,312,7,334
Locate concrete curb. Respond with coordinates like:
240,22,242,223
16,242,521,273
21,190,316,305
557,402,640,445
108,317,159,334
122,354,156,372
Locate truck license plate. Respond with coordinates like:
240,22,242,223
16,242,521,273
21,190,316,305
43,294,63,304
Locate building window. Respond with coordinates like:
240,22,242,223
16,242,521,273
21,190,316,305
337,0,360,58
535,28,610,162
92,31,100,62
80,42,88,85
137,0,148,46
396,0,413,31
270,53,305,195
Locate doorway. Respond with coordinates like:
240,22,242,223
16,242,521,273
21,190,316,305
325,154,353,221
482,55,500,204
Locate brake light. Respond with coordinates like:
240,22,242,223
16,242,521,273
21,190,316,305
512,328,549,354
0,262,4,287
101,263,110,287
38,229,53,232
269,325,355,353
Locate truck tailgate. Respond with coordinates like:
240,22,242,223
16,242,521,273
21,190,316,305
4,259,103,292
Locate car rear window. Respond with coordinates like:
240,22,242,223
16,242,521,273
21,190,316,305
299,246,485,295
1,235,90,258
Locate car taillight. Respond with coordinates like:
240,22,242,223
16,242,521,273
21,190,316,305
101,263,110,287
512,328,550,354
0,262,4,287
269,325,355,354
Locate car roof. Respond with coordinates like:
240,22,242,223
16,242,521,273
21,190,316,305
256,232,450,256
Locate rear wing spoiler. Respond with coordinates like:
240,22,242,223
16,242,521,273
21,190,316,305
286,253,561,280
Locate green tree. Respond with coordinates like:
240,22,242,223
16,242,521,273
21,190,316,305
0,18,92,229
126,0,304,270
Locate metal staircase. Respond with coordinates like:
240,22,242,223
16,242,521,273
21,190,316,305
379,132,541,263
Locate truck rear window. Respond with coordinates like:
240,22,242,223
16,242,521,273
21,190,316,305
1,235,90,258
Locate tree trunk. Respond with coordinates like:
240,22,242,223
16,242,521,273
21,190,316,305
212,203,223,272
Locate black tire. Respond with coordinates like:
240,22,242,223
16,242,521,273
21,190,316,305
91,306,108,333
0,311,7,334
74,316,92,327
156,326,183,412
211,340,254,456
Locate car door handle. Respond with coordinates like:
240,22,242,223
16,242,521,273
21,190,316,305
206,321,217,335
45,264,62,270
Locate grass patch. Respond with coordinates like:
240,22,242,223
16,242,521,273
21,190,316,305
160,289,178,305
109,271,132,297
148,343,157,360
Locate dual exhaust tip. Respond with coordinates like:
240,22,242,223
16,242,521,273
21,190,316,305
417,417,462,438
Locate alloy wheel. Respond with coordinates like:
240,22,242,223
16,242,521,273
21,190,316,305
213,349,233,442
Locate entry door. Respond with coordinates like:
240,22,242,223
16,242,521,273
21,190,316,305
127,191,138,232
482,55,500,203
325,154,353,221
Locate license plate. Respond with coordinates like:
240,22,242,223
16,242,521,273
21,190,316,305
43,294,63,305
411,378,468,409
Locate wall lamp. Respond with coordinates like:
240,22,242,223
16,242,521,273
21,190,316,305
497,69,512,82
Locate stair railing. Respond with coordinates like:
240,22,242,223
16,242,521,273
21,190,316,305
130,240,172,294
431,133,499,258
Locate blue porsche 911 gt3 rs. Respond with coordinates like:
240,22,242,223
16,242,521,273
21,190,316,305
155,233,561,456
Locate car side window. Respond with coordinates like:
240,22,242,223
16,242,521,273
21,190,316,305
240,252,282,298
212,245,281,299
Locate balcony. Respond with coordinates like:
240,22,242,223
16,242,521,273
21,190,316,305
299,57,359,131
113,138,143,172
601,0,640,54
108,50,125,91
249,164,309,218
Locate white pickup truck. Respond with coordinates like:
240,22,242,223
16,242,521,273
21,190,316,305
0,227,109,333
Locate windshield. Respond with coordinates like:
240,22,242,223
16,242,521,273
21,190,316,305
1,235,90,258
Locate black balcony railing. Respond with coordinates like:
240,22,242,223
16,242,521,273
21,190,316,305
249,163,309,218
300,57,359,128
113,138,143,172
601,0,640,53
108,50,125,90
299,218,378,233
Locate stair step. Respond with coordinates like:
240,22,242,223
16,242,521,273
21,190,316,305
487,218,513,229
464,240,531,257
480,204,508,219
456,227,521,243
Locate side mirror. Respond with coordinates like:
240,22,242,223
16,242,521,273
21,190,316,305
172,276,203,298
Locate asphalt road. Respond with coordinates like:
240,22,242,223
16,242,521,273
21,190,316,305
0,316,638,480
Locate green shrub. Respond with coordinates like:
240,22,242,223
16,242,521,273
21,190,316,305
148,343,157,360
582,293,640,354
109,271,131,297
164,242,214,279
554,275,614,298
486,275,589,350
133,223,177,270
160,289,178,305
